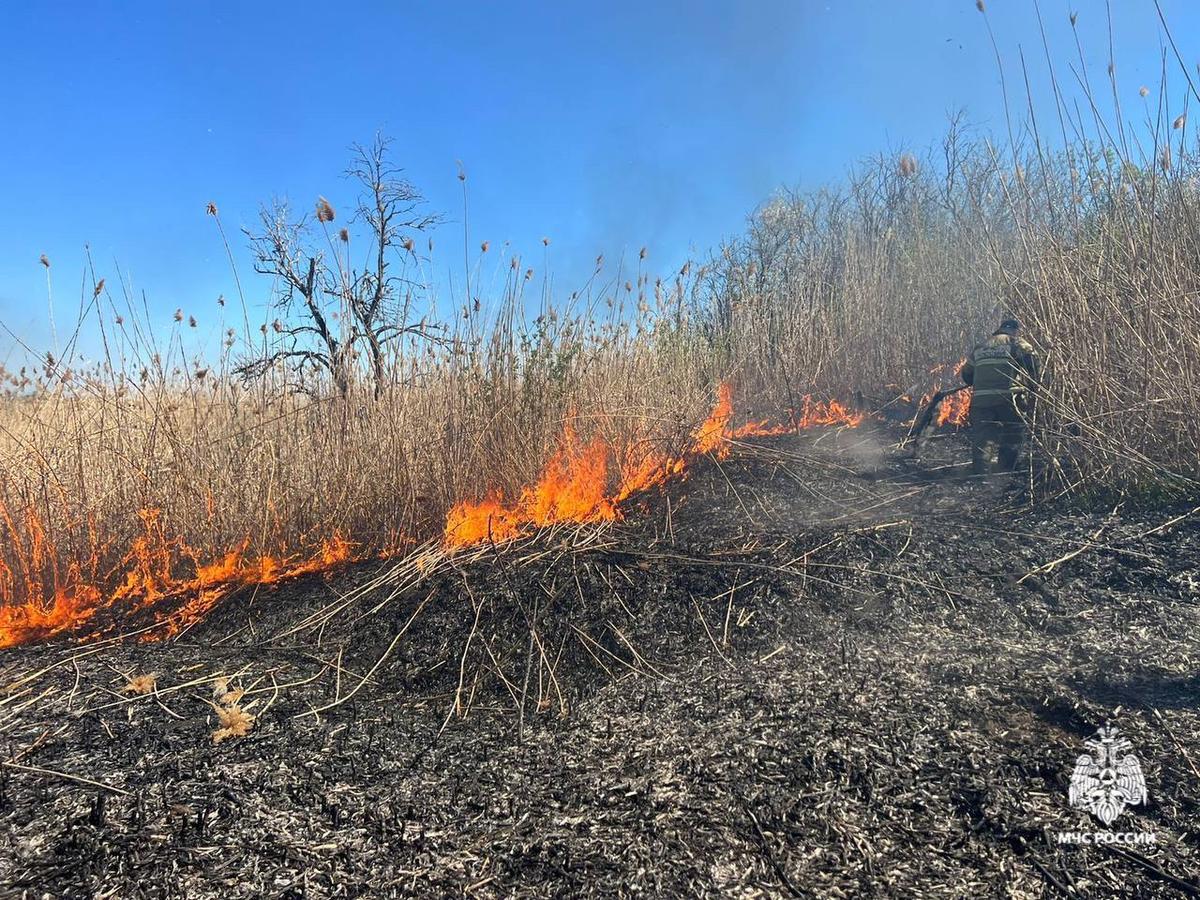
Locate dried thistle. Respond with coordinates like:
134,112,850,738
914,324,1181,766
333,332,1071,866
339,227,349,243
976,0,985,11
898,154,918,177
115,315,124,325
1139,86,1149,98
272,319,284,333
1174,113,1187,130
39,254,50,269
93,279,105,299
217,295,225,306
212,701,254,743
542,237,551,246
123,673,157,695
402,237,414,252
188,316,197,328
316,196,335,223
481,240,489,253
1070,11,1077,26
206,201,218,216
639,246,647,260
173,308,183,322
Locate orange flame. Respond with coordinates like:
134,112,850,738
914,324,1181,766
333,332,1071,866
936,389,972,426
443,383,863,549
443,425,620,546
691,382,735,458
918,358,972,428
0,499,362,649
2,383,865,647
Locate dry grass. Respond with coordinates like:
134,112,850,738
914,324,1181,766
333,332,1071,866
122,673,157,696
0,264,722,632
1,13,1199,630
212,700,254,743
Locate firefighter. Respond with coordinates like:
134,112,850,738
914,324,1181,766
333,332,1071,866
960,318,1040,475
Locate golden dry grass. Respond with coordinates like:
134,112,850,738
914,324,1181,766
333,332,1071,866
3,25,1200,625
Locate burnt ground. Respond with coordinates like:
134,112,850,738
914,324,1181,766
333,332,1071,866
1,423,1199,899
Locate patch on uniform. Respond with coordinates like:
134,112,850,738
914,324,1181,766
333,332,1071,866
973,346,1012,360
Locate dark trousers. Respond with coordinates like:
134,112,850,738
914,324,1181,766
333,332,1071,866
971,399,1027,475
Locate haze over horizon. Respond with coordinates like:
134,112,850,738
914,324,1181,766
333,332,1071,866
2,0,1197,362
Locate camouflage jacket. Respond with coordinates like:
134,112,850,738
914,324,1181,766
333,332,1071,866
961,332,1039,404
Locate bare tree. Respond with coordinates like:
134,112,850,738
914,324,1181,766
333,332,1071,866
241,136,443,398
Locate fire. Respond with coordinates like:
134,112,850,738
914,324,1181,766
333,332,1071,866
691,382,734,458
522,426,617,527
443,424,621,546
919,359,972,428
728,396,864,441
613,449,685,503
443,383,864,548
1,382,865,648
443,495,521,546
0,497,362,649
444,425,621,545
936,388,972,427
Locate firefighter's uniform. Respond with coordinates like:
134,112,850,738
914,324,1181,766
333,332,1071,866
961,327,1039,475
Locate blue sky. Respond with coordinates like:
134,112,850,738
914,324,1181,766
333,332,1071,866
1,1,1197,362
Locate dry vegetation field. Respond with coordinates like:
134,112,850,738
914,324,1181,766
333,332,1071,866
2,8,1200,897
4,107,1200,648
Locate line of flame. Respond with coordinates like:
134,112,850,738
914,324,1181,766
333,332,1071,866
1,383,863,647
0,502,356,649
443,383,863,548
